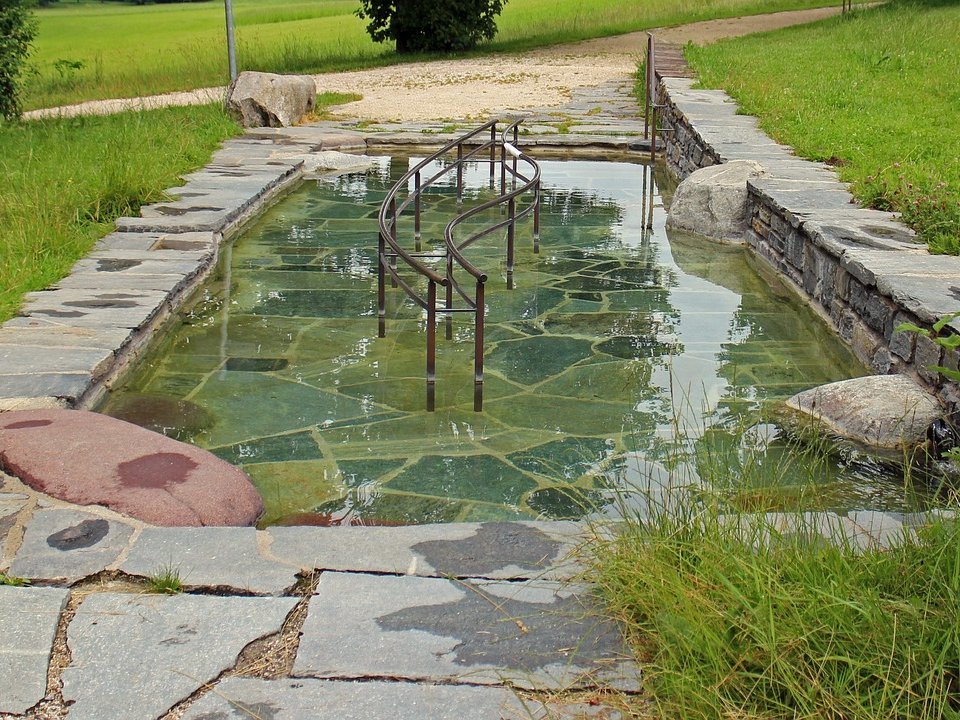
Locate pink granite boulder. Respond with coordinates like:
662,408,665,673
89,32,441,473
0,409,262,527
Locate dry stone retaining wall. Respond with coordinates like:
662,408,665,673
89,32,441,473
657,75,960,412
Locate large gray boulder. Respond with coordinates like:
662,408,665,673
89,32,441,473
667,160,767,243
225,71,316,128
785,375,941,451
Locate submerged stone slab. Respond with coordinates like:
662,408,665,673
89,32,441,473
62,592,297,720
121,527,298,594
266,521,582,580
0,409,263,526
785,375,941,451
182,677,538,720
294,572,637,690
0,586,70,714
9,508,134,582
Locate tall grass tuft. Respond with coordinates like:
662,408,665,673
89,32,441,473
591,419,960,719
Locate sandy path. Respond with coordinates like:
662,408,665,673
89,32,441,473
24,6,846,123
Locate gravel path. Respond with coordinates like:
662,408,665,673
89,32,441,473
24,6,846,123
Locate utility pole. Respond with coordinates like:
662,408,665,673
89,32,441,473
224,0,237,82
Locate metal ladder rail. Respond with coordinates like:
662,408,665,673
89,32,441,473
443,120,541,411
377,119,539,411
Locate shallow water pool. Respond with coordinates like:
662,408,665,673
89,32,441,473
101,157,927,526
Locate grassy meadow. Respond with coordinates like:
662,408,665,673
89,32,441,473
0,104,241,321
688,0,960,252
26,0,839,109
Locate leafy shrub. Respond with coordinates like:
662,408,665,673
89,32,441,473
0,0,37,120
356,0,506,54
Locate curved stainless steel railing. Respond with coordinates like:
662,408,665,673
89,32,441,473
377,119,541,411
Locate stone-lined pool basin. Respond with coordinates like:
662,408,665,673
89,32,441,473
99,157,924,526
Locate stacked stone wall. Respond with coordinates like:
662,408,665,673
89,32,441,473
656,76,960,412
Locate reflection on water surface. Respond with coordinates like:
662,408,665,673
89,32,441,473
103,158,930,526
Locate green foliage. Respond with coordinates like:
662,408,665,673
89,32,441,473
0,104,241,321
687,0,960,253
0,0,37,120
146,564,183,594
0,572,30,586
593,488,960,718
356,0,506,53
896,311,960,383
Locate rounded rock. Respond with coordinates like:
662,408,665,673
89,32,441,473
785,375,942,451
0,409,262,526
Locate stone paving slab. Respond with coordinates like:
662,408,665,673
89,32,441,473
18,290,168,331
293,572,638,691
67,256,206,279
182,677,540,720
83,247,213,264
121,527,299,595
0,344,114,378
0,325,133,350
265,521,583,580
0,372,90,404
53,270,194,293
92,232,158,252
847,510,910,550
62,592,298,720
0,586,69,714
9,508,134,582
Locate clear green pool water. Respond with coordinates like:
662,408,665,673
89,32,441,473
101,157,926,526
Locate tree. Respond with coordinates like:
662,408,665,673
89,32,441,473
0,0,37,121
356,0,506,54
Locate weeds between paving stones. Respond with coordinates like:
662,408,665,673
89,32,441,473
146,564,185,595
0,572,29,586
160,572,319,720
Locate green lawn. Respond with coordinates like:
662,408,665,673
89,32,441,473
687,0,960,253
27,0,839,109
0,104,241,321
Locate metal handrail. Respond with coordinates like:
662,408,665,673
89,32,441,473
376,119,541,412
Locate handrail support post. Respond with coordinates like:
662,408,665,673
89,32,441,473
474,280,485,412
414,170,422,251
426,280,437,412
